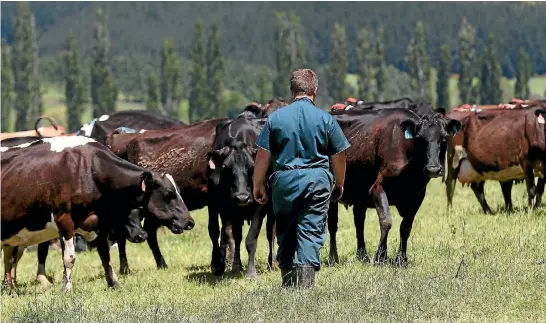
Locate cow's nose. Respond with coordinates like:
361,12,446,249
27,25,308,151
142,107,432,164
426,165,442,177
235,192,251,203
185,218,195,230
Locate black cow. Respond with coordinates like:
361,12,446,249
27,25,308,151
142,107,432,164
78,110,184,144
1,136,194,291
206,116,276,278
328,108,460,266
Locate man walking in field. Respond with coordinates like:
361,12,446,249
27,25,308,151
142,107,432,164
253,69,350,289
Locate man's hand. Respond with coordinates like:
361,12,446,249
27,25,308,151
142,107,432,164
331,184,344,202
253,184,268,205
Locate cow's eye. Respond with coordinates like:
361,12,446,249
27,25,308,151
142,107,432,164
164,191,176,200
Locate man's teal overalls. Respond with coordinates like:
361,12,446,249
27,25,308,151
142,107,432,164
256,97,350,271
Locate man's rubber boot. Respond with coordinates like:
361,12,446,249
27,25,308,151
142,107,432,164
295,266,315,290
281,268,295,288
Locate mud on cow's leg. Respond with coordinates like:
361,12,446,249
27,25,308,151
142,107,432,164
372,185,392,265
36,241,52,287
327,202,340,266
500,181,513,211
222,220,236,271
353,203,369,263
144,219,167,269
471,182,492,214
245,206,265,279
3,246,17,293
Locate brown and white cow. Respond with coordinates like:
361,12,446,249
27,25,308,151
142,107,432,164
1,136,194,292
445,106,545,213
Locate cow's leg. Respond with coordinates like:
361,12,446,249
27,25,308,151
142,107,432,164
222,220,236,271
266,207,278,271
500,181,513,211
116,235,130,275
395,194,424,267
535,177,545,208
36,241,52,287
245,206,265,279
446,164,458,210
353,203,369,262
470,182,492,214
522,163,537,208
209,206,224,276
144,219,167,269
96,234,119,288
231,219,243,274
3,246,18,294
372,186,392,264
11,246,24,287
57,213,76,292
327,202,340,266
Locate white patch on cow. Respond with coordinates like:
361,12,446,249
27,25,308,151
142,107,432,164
1,215,58,248
98,114,110,121
538,115,545,124
208,159,216,170
0,147,8,152
452,145,468,169
80,119,97,137
139,129,147,133
62,237,75,291
165,173,182,200
43,136,97,152
458,160,524,184
1,141,39,152
75,228,97,241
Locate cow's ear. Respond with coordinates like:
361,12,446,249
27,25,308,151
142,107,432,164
446,119,462,136
206,152,217,170
400,120,417,139
535,109,546,124
140,171,154,192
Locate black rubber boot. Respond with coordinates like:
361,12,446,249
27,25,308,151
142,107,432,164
281,268,295,288
295,266,315,290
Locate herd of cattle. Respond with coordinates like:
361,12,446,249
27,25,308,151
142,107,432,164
2,96,546,293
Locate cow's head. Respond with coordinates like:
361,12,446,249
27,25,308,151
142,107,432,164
401,113,461,178
207,140,256,206
139,171,194,234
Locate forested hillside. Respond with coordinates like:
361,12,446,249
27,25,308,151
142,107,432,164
2,2,545,75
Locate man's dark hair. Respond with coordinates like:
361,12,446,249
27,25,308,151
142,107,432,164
290,69,318,96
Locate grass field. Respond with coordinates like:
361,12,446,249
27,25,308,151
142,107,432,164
2,179,545,322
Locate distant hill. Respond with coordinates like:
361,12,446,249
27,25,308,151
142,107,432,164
2,2,546,76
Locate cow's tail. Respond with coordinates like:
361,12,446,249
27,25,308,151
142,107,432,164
34,116,60,137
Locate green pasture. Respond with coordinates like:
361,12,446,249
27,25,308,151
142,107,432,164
2,179,545,322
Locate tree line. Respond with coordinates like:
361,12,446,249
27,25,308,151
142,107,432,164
0,4,539,132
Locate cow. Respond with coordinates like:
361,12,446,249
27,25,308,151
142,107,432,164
0,116,65,141
78,110,184,144
104,118,228,274
327,108,461,267
445,104,545,213
262,97,288,117
1,136,194,292
206,116,276,278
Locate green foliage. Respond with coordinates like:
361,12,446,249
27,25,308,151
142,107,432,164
90,8,117,118
256,66,272,104
355,28,374,102
1,38,14,132
12,2,32,131
273,12,306,98
189,20,207,122
437,45,452,110
406,22,432,102
146,72,160,113
514,48,531,100
160,39,181,118
64,32,84,133
479,33,502,104
375,27,388,101
328,24,348,102
458,17,477,104
206,21,224,118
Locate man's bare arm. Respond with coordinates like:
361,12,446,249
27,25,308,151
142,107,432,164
253,148,271,204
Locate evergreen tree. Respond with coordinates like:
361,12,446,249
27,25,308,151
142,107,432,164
406,21,432,101
436,44,452,110
91,8,117,118
256,66,271,104
12,2,32,131
458,17,477,104
189,20,207,122
146,72,160,113
479,33,502,104
273,12,306,98
28,14,43,129
65,32,85,133
1,39,14,132
206,21,223,118
375,27,387,101
514,47,531,100
329,23,348,102
159,39,181,118
356,28,374,102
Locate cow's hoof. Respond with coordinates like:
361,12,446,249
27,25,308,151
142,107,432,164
327,254,339,267
356,251,370,263
62,282,73,292
119,266,131,276
374,254,388,266
394,255,408,268
109,281,120,289
156,262,168,270
246,271,258,280
211,264,225,277
36,274,52,287
231,263,242,274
